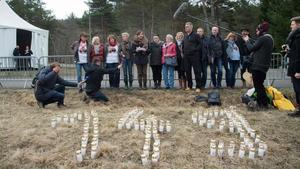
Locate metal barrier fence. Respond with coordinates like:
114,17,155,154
0,53,290,88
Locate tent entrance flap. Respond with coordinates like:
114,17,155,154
17,29,32,55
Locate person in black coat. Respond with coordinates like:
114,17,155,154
183,22,202,92
149,35,163,89
286,16,300,117
197,27,209,89
81,59,122,102
13,45,21,70
175,32,187,89
243,21,274,109
34,62,78,108
24,45,33,70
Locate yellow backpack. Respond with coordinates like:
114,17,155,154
266,86,295,111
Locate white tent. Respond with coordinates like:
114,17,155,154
0,0,49,68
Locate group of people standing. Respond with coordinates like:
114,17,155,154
70,22,258,92
33,17,300,117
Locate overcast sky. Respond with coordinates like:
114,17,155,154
42,0,89,19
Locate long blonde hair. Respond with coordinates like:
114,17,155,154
225,32,237,41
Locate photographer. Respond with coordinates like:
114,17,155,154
243,21,274,110
285,16,300,117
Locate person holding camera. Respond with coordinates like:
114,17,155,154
243,21,274,110
34,62,78,108
285,16,300,117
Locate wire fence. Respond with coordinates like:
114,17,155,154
0,53,290,88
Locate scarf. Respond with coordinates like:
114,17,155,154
79,41,87,53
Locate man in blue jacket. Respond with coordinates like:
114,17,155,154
34,62,78,108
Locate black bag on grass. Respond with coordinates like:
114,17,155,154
207,91,221,106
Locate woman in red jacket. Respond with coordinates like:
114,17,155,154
90,36,105,68
162,34,177,89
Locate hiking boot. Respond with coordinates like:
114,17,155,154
185,87,191,91
288,111,300,117
37,101,44,108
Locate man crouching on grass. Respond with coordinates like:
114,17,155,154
79,58,122,103
34,62,78,108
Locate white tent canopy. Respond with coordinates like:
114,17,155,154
0,0,49,68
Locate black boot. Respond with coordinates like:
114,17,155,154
288,111,300,117
143,81,147,90
129,81,133,90
124,81,129,90
154,81,158,89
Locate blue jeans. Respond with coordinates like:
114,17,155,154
38,85,65,106
163,64,175,88
229,60,240,88
76,63,88,82
210,57,223,87
106,63,120,88
123,59,133,86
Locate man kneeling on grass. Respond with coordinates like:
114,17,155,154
80,59,122,103
34,62,78,108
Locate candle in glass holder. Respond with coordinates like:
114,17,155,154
152,153,159,163
217,144,224,157
238,147,245,158
91,146,97,159
56,115,62,123
76,150,83,162
207,120,212,129
258,145,265,157
248,147,255,159
63,115,69,123
192,113,197,124
51,118,56,128
141,154,148,166
78,113,82,120
255,135,260,144
81,144,87,156
210,144,216,157
227,145,234,157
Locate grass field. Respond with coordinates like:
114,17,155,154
0,88,299,169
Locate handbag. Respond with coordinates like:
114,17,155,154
165,56,178,66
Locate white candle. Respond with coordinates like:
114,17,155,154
78,113,82,120
63,115,69,123
81,144,87,156
51,118,56,128
255,135,260,144
229,126,234,133
217,144,224,157
238,147,245,158
249,148,255,159
258,145,265,157
70,116,75,124
250,130,256,138
141,154,148,166
207,120,212,129
192,113,197,124
210,145,216,156
219,124,224,131
152,153,159,163
214,111,219,117
240,130,245,139
227,145,234,157
76,150,83,162
91,146,97,159
166,125,171,132
126,121,132,129
56,115,62,123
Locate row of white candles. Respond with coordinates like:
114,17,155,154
76,111,99,162
51,112,83,128
210,140,267,159
192,106,268,158
118,108,144,130
141,115,162,166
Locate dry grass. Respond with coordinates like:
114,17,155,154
0,88,300,169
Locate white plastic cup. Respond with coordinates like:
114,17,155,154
255,135,261,144
70,116,75,124
207,120,212,129
63,115,69,123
